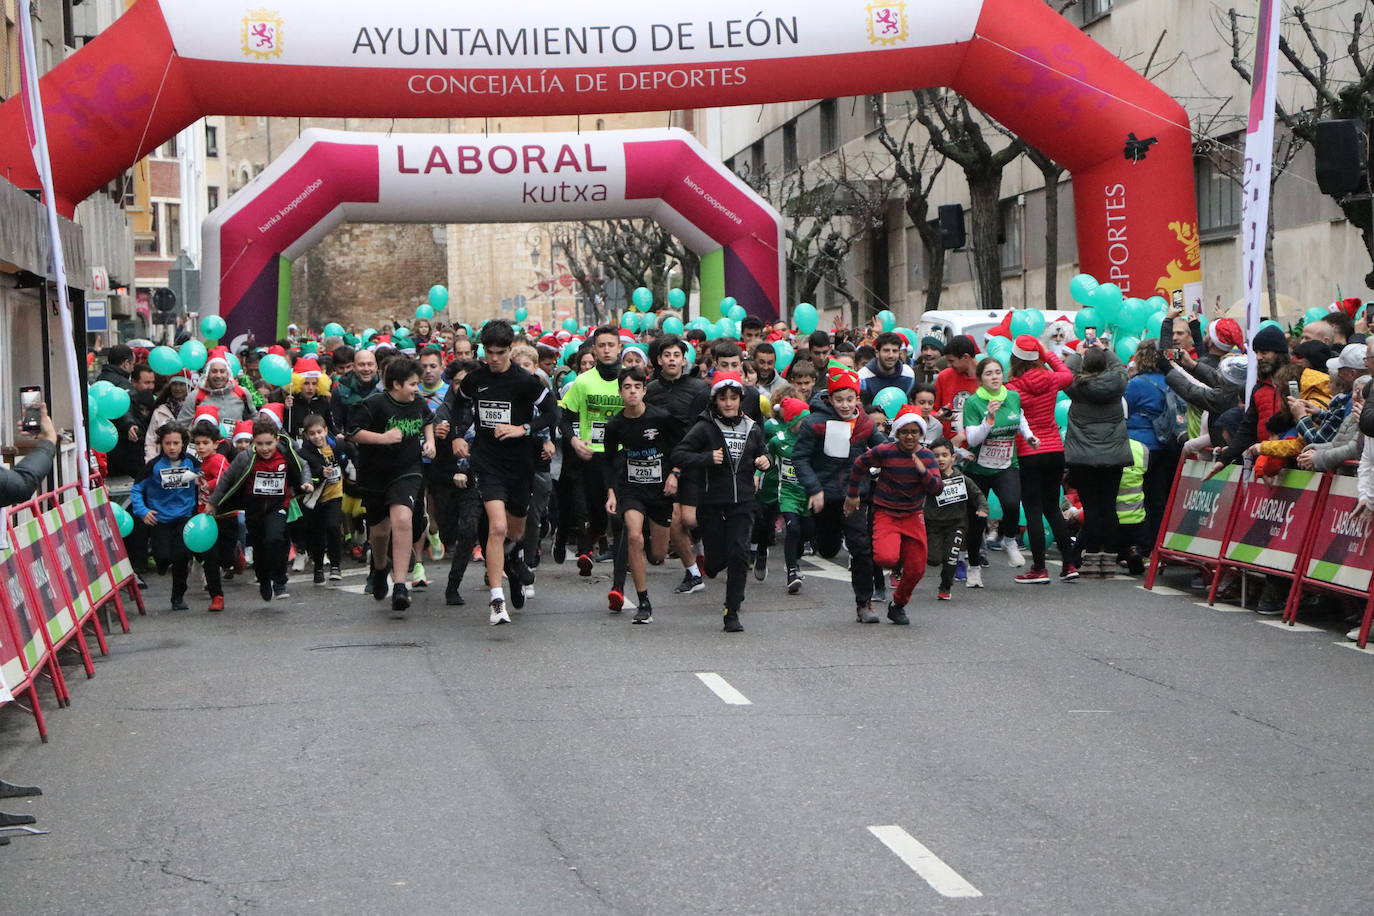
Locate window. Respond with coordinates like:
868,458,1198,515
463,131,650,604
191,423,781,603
595,118,605,130
205,125,218,157
158,136,178,158
207,186,220,211
1082,0,1112,23
164,204,180,257
864,94,885,132
820,98,838,152
135,205,159,256
999,198,1022,273
783,121,798,173
1195,151,1241,234
750,141,765,179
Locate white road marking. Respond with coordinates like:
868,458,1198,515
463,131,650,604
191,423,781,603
695,672,751,706
1256,619,1321,632
1139,585,1187,597
800,556,856,582
867,825,982,898
1335,641,1374,656
1193,601,1250,614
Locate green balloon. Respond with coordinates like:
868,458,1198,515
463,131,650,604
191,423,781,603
200,315,227,341
874,387,907,420
1074,308,1100,339
1009,311,1036,338
632,287,655,312
90,418,118,452
148,346,182,376
94,384,130,420
182,514,219,553
667,288,686,310
323,322,345,337
514,307,529,322
662,316,684,336
640,313,659,331
1142,311,1168,339
362,327,378,342
562,318,579,332
112,502,134,537
259,354,293,387
1304,306,1330,325
621,311,641,332
877,309,896,332
726,304,747,322
1068,273,1099,306
1114,335,1142,363
179,339,208,371
1054,398,1070,430
793,302,819,335
1089,283,1124,326
428,285,449,308
416,304,435,320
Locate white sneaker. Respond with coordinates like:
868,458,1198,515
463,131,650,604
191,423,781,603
1004,538,1025,568
1347,625,1364,642
966,565,984,588
523,584,535,599
489,598,511,626
292,552,306,572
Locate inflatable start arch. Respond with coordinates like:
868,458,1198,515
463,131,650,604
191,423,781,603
204,128,783,337
0,0,1201,321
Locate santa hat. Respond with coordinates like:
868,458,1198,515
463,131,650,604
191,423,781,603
1330,297,1364,319
779,397,810,425
711,371,745,395
232,420,255,443
893,330,912,349
167,369,194,386
193,403,220,429
1207,317,1245,352
891,404,928,436
621,343,648,363
294,356,322,380
1011,334,1042,362
826,360,860,396
266,345,287,357
205,346,231,374
258,402,285,429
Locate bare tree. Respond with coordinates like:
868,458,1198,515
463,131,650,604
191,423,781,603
1022,145,1065,313
560,219,699,319
914,90,1024,310
874,97,950,313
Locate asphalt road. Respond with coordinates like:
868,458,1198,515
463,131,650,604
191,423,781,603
3,544,1374,915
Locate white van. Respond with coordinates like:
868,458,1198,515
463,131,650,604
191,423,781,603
915,308,1080,346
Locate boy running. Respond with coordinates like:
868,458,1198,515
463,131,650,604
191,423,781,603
924,438,989,600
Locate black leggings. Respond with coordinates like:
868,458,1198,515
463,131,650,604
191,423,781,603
814,498,874,604
1019,452,1071,569
967,470,1021,566
698,502,755,612
1068,464,1123,561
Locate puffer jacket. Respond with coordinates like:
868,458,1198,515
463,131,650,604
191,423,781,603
1063,350,1131,468
791,400,887,501
1008,349,1073,455
671,409,768,505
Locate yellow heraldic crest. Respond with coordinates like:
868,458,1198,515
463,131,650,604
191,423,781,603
1155,219,1202,295
242,8,284,60
866,1,909,46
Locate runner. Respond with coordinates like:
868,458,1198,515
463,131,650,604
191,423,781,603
130,422,199,611
297,414,349,585
451,320,561,625
645,335,709,594
560,326,625,577
348,356,435,613
765,397,813,594
602,366,682,623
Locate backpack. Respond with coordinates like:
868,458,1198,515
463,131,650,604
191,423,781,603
1148,379,1188,445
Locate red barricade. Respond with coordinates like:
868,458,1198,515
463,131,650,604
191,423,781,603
1206,468,1330,605
84,479,145,617
0,542,53,740
1145,456,1243,589
1282,470,1374,640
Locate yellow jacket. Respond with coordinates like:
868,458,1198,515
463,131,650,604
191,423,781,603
1258,368,1331,457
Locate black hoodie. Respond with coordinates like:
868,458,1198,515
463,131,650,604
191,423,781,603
671,408,768,505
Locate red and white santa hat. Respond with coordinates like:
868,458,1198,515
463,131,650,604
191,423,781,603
711,370,745,395
294,356,322,379
205,346,231,374
779,397,811,425
1011,334,1042,361
258,402,285,429
193,403,220,429
891,404,928,436
1207,317,1245,352
232,420,255,443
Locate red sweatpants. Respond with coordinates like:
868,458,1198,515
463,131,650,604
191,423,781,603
872,508,928,607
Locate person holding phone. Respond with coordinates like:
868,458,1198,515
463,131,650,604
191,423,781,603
0,399,58,506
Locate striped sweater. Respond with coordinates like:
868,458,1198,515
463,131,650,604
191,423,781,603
847,442,943,514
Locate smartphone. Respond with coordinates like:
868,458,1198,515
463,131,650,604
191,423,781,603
1084,328,1097,342
1287,381,1300,399
19,386,41,433
1171,289,1184,312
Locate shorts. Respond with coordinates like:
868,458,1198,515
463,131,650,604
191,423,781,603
616,489,674,529
362,475,428,541
675,475,701,508
476,469,534,518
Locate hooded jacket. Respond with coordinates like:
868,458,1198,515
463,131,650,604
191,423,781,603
129,453,201,522
1063,350,1132,467
1007,350,1073,455
857,357,916,407
791,400,887,501
671,409,768,505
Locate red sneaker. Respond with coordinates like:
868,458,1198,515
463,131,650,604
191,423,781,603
1015,568,1051,584
937,591,952,601
607,590,624,612
577,553,595,577
208,596,225,612
1059,564,1080,581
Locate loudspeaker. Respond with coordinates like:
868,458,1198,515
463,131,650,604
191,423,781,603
936,204,966,250
1314,119,1367,197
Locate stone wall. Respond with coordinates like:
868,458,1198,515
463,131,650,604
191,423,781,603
291,223,447,333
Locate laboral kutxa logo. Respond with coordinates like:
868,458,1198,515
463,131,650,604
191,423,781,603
241,8,284,60
866,1,908,45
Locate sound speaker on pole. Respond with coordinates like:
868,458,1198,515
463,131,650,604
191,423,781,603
1314,119,1367,197
936,204,966,250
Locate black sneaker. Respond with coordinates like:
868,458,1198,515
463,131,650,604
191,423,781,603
170,596,189,611
754,549,768,582
722,609,743,633
273,582,289,600
510,579,526,609
369,566,389,601
856,602,879,624
553,540,567,565
507,547,535,586
887,603,910,625
313,566,325,585
528,549,541,569
674,572,705,594
391,583,410,612
786,568,802,594
633,599,653,624
445,589,465,607
329,565,342,582
260,580,273,602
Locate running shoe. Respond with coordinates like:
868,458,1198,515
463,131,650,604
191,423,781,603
786,568,803,594
313,566,326,586
523,584,535,599
260,580,273,602
427,532,445,561
273,582,289,600
489,597,511,625
171,596,189,611
1015,568,1051,584
369,567,389,601
1059,564,1080,581
886,603,910,625
754,548,768,582
208,596,224,612
291,549,306,572
1004,538,1025,568
937,590,952,601
507,548,535,586
722,609,743,633
954,559,967,581
329,565,343,582
856,602,879,624
392,583,410,612
576,552,594,577
965,565,984,588
410,562,428,590
608,590,625,613
633,598,653,624
446,589,465,607
510,579,526,609
553,540,567,564
674,572,704,594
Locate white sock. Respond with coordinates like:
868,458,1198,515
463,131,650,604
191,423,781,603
687,563,700,577
490,586,504,601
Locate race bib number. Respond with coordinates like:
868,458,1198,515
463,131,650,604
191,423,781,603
252,472,286,497
780,458,798,483
627,458,662,484
590,421,607,445
978,438,1014,470
478,400,512,428
159,466,196,490
936,476,968,507
323,465,342,483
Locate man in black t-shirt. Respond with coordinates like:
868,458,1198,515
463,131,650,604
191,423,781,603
450,320,560,625
349,357,434,613
603,367,682,623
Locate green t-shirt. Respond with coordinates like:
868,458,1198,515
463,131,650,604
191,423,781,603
961,387,1024,474
559,367,624,453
